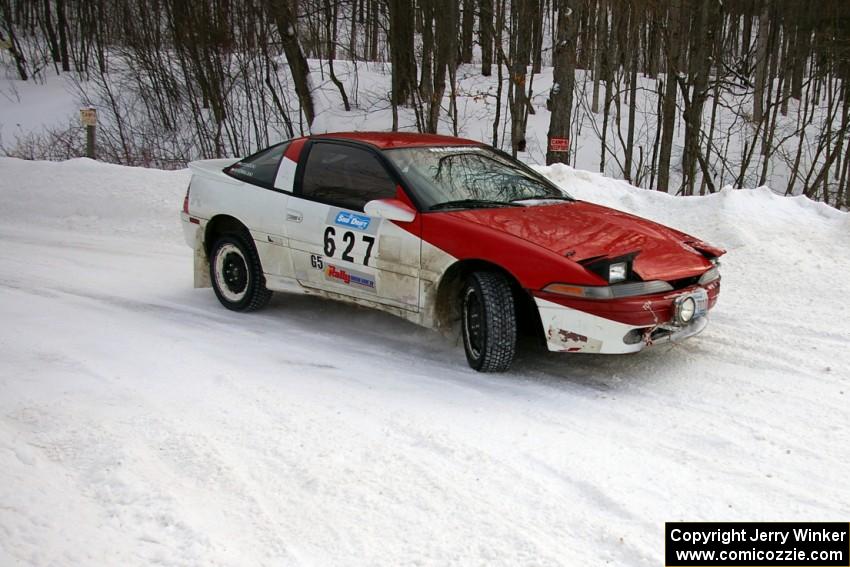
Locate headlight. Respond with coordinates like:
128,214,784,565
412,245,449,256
674,296,696,324
608,262,628,283
579,253,636,284
680,297,696,322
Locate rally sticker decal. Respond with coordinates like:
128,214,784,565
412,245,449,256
323,263,376,292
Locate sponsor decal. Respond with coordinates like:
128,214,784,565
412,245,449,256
426,146,487,153
324,263,376,292
325,208,380,236
334,211,371,231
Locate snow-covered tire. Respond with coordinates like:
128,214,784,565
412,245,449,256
209,234,272,312
461,271,517,372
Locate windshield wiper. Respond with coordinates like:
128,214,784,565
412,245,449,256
509,194,574,203
428,199,522,211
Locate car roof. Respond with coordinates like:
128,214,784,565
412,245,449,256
310,131,483,149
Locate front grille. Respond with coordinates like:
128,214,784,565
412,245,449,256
610,280,674,297
668,275,700,289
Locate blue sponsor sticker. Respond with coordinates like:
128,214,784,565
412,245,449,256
334,211,371,231
350,273,376,289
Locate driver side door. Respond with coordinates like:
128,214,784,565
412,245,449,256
285,141,422,311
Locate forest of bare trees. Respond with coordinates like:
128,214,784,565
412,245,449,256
1,0,849,209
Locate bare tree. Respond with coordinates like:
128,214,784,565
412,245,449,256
388,0,416,130
509,0,533,156
752,2,770,125
480,0,493,75
546,0,577,165
324,0,351,111
266,0,316,128
0,0,28,79
657,0,681,193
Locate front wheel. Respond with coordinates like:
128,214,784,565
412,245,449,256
461,272,517,372
209,234,272,312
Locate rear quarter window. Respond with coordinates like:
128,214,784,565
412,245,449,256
226,142,289,187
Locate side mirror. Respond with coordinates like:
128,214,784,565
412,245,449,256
364,198,416,223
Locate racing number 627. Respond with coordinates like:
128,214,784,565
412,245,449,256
323,227,376,266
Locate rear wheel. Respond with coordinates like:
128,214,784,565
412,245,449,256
461,271,517,372
210,234,272,312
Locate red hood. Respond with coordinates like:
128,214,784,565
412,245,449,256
445,201,724,281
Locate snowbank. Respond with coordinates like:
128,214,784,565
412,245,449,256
0,157,190,240
1,157,848,566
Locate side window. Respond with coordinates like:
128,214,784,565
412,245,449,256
226,142,289,187
300,143,397,211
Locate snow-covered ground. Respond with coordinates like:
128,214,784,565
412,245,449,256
1,157,848,566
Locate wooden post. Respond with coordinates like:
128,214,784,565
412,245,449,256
80,108,97,159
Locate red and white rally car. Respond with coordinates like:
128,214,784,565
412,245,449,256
182,132,723,372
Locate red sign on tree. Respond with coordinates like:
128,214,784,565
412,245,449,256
549,137,570,152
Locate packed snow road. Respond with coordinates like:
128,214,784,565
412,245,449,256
1,157,848,566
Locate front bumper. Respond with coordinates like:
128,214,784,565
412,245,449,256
534,282,718,354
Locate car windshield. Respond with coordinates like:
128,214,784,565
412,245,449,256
384,145,572,210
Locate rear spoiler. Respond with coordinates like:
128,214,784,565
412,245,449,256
187,158,240,179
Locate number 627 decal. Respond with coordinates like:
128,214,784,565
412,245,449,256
324,226,376,266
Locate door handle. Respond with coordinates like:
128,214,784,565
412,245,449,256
286,211,303,223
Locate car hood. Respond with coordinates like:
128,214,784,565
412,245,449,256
445,201,724,281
